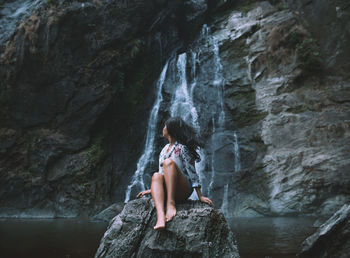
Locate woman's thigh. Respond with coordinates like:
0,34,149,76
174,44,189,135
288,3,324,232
174,170,192,201
164,158,191,201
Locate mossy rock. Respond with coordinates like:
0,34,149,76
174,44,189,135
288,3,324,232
86,128,107,166
235,110,268,127
296,38,322,73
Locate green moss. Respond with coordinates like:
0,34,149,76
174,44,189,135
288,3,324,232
286,30,304,47
127,39,142,59
236,110,268,127
46,0,58,6
237,1,259,14
276,2,289,11
286,105,308,114
28,164,39,174
229,90,267,126
231,92,254,101
124,50,157,120
126,62,150,113
285,29,322,74
296,38,322,72
86,129,107,166
18,171,32,181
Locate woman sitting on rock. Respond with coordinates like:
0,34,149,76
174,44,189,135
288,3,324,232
137,116,214,230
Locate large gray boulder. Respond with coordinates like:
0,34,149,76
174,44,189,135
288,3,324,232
299,204,350,258
95,197,240,257
91,203,124,222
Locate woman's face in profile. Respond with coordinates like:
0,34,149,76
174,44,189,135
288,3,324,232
162,124,168,138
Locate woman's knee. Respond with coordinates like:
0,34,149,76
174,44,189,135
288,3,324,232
163,158,175,169
152,172,164,182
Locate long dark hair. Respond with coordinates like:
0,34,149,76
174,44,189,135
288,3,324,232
165,117,203,161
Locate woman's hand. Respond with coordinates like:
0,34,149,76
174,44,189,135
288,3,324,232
136,189,151,198
199,196,214,207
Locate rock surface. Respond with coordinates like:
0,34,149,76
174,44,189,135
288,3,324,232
192,1,350,217
0,0,209,217
91,203,123,222
95,197,240,258
299,204,350,258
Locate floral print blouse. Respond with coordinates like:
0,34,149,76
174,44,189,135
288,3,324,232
158,141,201,188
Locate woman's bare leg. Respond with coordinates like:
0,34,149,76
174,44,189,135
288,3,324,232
151,172,166,230
163,158,192,222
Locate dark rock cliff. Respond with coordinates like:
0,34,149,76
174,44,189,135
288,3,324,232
0,0,210,217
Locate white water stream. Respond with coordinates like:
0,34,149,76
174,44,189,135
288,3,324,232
124,25,242,210
124,62,169,203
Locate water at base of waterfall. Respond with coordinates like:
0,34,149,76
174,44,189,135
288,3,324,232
0,217,318,258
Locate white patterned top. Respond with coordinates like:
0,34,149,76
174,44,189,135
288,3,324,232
158,141,201,188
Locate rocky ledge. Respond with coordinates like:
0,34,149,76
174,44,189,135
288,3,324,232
299,204,350,258
95,197,240,258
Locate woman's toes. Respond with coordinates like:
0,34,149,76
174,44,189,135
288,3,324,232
154,222,165,230
165,204,176,222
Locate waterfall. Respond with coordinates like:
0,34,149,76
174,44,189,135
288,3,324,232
220,133,241,217
124,62,169,203
124,24,242,211
203,27,228,197
220,184,229,215
234,132,241,172
169,53,205,199
0,0,44,47
170,53,199,127
212,37,226,128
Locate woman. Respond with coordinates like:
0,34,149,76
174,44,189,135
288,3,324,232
137,117,214,230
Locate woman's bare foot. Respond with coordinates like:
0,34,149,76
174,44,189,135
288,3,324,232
154,213,166,230
165,202,176,222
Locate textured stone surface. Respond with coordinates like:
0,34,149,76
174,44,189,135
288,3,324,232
95,198,239,258
0,0,207,217
200,1,350,217
91,203,123,222
299,204,350,258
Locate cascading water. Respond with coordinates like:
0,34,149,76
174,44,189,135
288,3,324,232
170,53,199,127
233,132,241,172
124,62,169,203
212,36,226,127
169,52,206,200
0,0,44,47
221,131,241,217
200,25,230,197
124,24,242,215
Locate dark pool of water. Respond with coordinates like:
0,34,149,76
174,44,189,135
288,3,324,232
0,218,108,258
0,216,317,258
228,217,317,258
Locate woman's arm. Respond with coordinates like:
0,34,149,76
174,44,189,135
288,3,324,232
136,189,151,198
195,187,214,207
